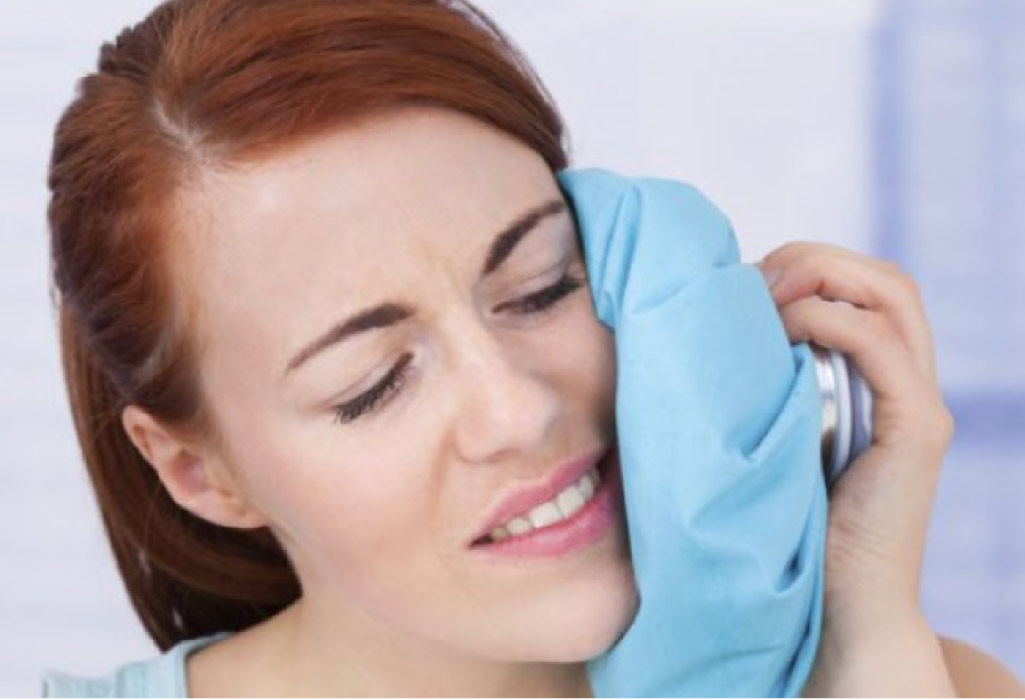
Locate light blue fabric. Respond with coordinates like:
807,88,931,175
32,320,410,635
40,631,231,697
557,167,828,698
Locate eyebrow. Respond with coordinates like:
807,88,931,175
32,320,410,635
283,198,568,376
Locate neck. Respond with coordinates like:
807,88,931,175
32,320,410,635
250,597,593,697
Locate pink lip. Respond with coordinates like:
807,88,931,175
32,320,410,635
467,441,615,547
469,444,622,558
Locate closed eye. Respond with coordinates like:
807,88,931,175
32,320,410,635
333,351,415,424
493,271,584,316
331,272,585,425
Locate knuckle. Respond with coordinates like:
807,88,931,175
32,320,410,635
935,402,956,442
802,250,831,273
786,240,817,254
879,258,902,274
917,395,955,451
778,240,821,261
783,295,814,314
784,250,832,285
797,295,827,319
896,271,921,298
861,312,900,351
779,297,820,338
778,297,808,325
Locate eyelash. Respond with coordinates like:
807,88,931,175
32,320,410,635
331,272,585,425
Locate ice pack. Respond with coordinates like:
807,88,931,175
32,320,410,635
556,167,828,698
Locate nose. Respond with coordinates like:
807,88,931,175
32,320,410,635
447,316,562,465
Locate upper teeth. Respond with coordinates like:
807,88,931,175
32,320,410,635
489,466,601,542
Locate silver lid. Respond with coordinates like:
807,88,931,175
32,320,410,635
810,344,873,490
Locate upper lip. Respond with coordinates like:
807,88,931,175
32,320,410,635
468,442,612,546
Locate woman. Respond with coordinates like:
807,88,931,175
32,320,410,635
43,0,1022,695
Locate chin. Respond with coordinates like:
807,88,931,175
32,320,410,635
489,559,640,664
544,571,640,662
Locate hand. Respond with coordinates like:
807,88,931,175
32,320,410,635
757,242,957,695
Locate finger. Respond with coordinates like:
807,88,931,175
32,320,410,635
772,256,936,383
759,242,937,384
777,296,923,406
760,239,903,278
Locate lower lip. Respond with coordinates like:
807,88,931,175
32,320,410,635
468,445,622,560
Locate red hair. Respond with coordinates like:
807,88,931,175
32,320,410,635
48,0,569,651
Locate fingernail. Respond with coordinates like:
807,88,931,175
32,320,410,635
759,265,782,290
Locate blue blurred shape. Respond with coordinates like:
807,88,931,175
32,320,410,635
874,0,1025,678
875,0,1025,407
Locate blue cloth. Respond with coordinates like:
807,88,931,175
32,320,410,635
556,167,828,697
40,632,230,697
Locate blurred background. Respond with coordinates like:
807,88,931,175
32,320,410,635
1,0,1021,693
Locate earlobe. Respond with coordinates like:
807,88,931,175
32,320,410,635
120,404,269,530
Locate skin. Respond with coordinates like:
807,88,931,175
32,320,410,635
121,104,1024,695
122,104,637,696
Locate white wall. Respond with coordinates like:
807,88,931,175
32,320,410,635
474,0,877,262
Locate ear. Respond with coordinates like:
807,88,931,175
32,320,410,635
120,404,269,530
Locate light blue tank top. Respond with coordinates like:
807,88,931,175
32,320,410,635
40,631,232,697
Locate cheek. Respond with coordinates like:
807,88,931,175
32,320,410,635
266,439,469,632
280,450,426,561
586,313,616,394
225,415,438,583
558,295,617,403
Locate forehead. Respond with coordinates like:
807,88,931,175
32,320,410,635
173,106,560,380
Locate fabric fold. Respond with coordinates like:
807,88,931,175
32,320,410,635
557,167,828,698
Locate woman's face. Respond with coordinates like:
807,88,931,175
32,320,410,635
173,105,637,662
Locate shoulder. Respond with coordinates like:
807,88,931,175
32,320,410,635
938,634,1025,697
40,660,152,698
40,632,232,698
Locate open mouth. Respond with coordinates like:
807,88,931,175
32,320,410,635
470,445,617,548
